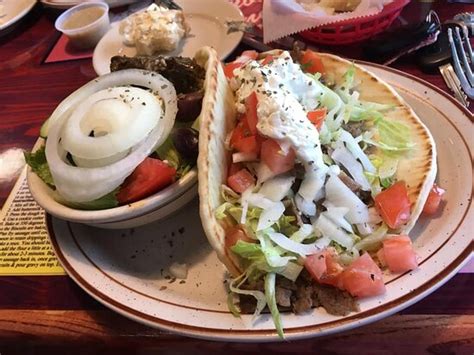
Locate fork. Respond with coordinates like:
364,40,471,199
447,26,474,99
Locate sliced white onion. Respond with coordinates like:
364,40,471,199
325,174,370,224
257,233,296,267
298,168,327,202
240,187,253,224
45,69,177,202
256,162,278,183
258,174,295,202
295,193,316,216
267,231,322,256
313,214,354,249
314,236,331,249
289,224,313,243
356,223,374,236
72,149,130,168
232,152,258,163
331,144,371,191
323,206,353,233
257,201,285,231
246,192,275,210
62,87,161,160
338,130,376,173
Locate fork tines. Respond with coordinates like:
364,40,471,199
448,26,474,100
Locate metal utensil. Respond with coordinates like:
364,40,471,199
439,63,470,106
454,12,474,35
448,26,474,99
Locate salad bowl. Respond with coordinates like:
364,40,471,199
27,152,197,229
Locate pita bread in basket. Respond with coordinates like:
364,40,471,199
198,50,437,276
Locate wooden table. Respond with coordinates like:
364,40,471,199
0,1,472,353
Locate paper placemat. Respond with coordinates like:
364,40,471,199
44,34,94,64
0,166,65,276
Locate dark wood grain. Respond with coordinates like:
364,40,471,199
0,0,472,350
0,312,472,354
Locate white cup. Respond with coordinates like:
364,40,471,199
55,2,110,49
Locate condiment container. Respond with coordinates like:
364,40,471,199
55,2,110,49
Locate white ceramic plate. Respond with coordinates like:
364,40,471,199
46,64,473,341
92,0,244,76
40,0,137,10
0,0,36,31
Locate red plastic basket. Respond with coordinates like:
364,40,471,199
299,0,410,45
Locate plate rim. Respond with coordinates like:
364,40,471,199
46,63,474,341
92,0,244,76
0,0,36,31
46,214,473,341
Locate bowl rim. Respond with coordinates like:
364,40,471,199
54,1,109,35
26,145,198,225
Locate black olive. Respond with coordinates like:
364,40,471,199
176,91,203,122
171,127,199,162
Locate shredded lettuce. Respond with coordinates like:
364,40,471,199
231,237,302,282
64,188,119,210
25,146,118,209
155,137,191,178
229,272,266,321
274,214,299,235
215,202,234,219
227,292,241,317
257,232,297,268
24,146,55,188
362,117,415,155
231,240,263,260
221,184,240,203
289,224,313,243
265,272,284,339
354,224,389,251
278,261,303,282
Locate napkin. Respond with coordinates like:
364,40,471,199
263,0,392,43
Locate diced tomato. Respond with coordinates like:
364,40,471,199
230,120,262,155
423,183,446,215
376,248,386,267
260,139,296,175
226,225,255,250
223,62,243,79
239,50,258,61
340,253,386,298
245,92,259,135
305,248,344,288
223,51,259,79
374,181,411,229
230,121,249,148
227,168,255,193
307,108,327,130
261,55,274,65
117,158,176,204
300,50,325,74
228,162,243,177
380,235,418,273
233,135,261,155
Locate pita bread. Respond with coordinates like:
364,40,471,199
198,50,437,276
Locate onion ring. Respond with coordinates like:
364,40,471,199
45,69,177,203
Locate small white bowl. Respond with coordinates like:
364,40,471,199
55,1,110,49
27,145,198,229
